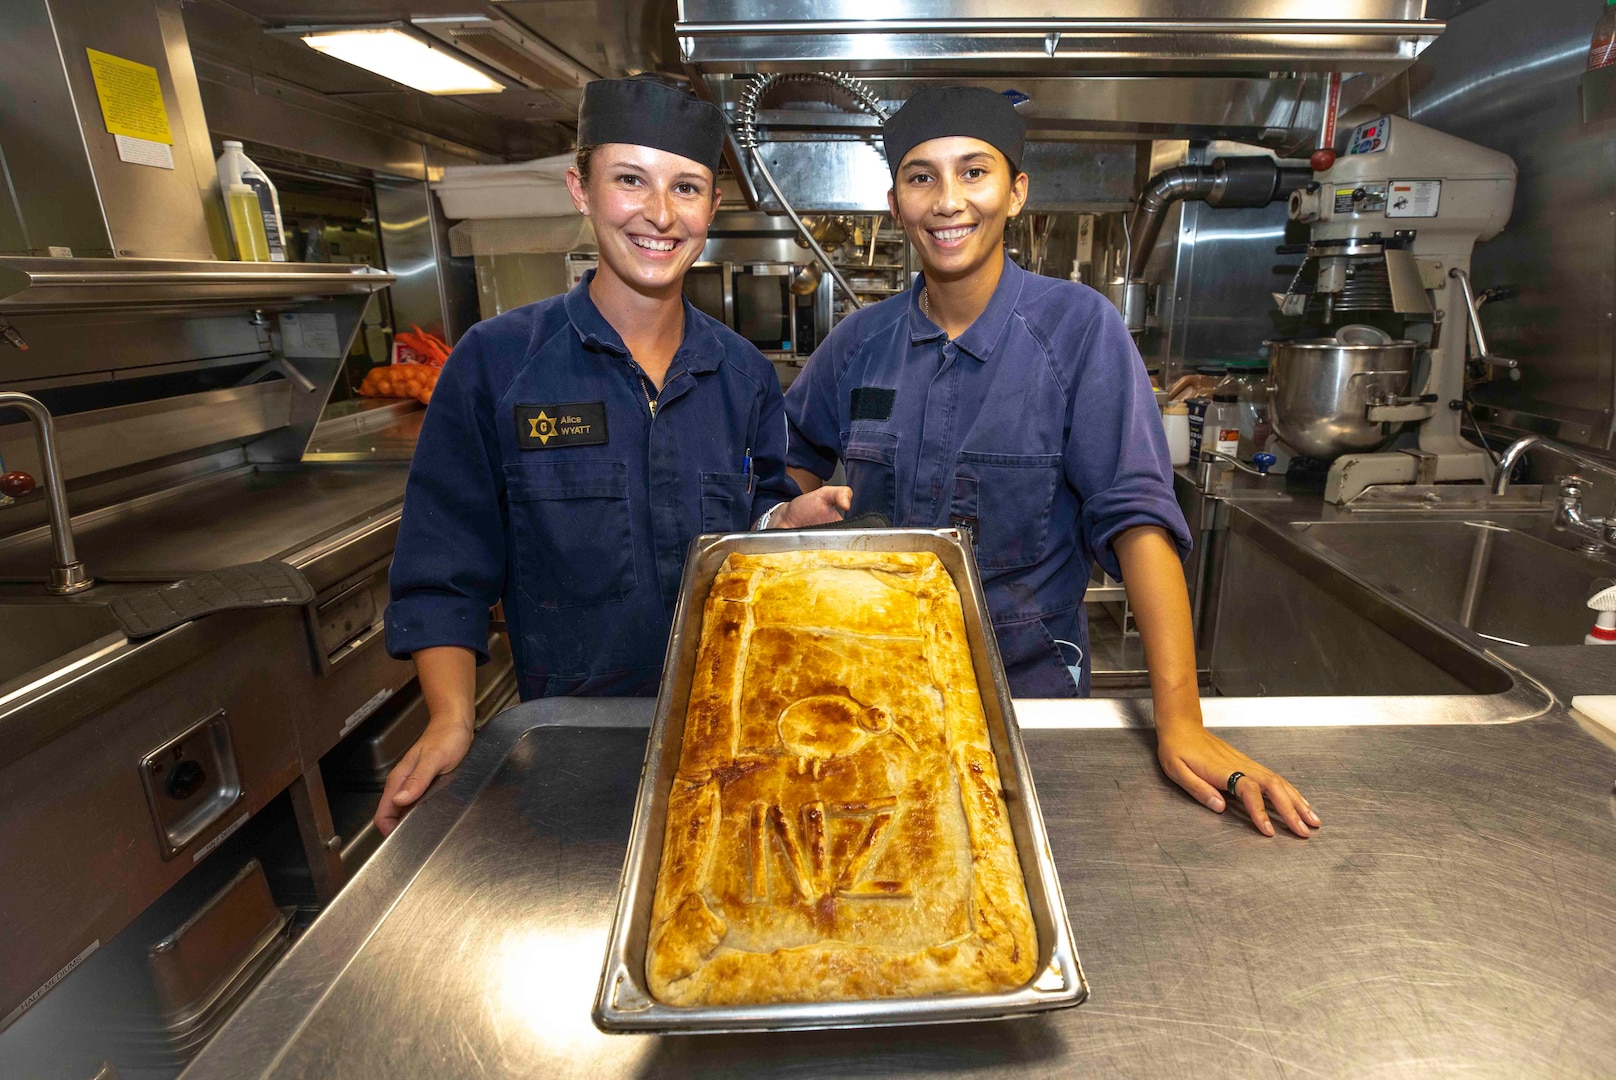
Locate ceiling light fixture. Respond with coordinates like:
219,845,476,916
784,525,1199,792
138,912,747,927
412,16,596,91
298,27,505,95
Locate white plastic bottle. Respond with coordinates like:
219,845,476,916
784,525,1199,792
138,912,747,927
1161,401,1191,466
1587,585,1616,645
216,140,287,262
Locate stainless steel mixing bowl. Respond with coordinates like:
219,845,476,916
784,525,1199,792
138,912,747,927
1266,338,1418,460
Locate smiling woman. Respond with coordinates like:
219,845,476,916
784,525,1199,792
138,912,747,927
377,75,851,837
784,85,1321,839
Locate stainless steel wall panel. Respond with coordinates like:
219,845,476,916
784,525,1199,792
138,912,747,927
1399,0,1616,449
375,179,449,343
1141,143,1306,377
745,138,1138,213
37,0,217,259
0,1,114,257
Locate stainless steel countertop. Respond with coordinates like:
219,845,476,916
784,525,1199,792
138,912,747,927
184,695,1616,1079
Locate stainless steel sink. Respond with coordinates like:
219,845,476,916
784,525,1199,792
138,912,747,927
1291,518,1616,646
0,601,124,702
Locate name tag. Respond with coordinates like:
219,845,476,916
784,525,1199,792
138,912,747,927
516,402,608,449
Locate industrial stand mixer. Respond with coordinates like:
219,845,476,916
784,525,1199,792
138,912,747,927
1276,112,1518,504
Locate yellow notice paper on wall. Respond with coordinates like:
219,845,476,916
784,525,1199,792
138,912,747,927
85,48,172,144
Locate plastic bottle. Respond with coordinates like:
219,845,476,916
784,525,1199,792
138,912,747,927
1207,371,1243,459
1587,585,1616,645
1162,402,1191,467
216,140,287,262
226,183,271,262
1184,363,1226,464
1226,359,1272,458
1592,0,1616,70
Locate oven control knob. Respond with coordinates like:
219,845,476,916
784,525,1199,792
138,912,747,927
165,759,206,800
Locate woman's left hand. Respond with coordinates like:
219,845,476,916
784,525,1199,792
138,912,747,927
1155,724,1322,838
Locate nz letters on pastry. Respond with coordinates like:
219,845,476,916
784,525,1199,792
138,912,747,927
646,550,1038,1005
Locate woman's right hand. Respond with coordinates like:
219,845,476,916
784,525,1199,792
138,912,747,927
375,715,474,836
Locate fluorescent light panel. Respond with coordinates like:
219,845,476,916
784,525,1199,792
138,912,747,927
301,28,504,95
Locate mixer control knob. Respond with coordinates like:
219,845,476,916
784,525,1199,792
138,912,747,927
1252,453,1277,476
0,471,35,499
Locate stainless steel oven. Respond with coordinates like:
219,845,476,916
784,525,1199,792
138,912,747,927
683,261,818,358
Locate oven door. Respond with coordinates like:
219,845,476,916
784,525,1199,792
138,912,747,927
682,262,731,328
731,263,794,354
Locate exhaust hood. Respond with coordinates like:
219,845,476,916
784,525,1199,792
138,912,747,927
677,0,1442,213
677,0,1442,77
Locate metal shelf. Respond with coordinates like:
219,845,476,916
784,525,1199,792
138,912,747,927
0,258,395,312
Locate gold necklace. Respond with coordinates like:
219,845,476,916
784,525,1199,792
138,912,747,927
920,286,930,319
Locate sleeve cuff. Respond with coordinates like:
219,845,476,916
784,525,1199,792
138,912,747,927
385,593,493,664
1086,510,1193,580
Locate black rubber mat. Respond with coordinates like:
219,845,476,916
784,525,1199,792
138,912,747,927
109,560,315,639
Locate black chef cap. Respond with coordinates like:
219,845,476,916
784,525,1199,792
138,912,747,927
881,86,1027,178
577,76,726,176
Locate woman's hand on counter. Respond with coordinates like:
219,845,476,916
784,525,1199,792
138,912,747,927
768,485,852,529
1155,723,1322,838
376,645,479,837
376,717,474,836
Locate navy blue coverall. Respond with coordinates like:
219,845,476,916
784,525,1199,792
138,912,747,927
386,272,795,699
785,256,1192,697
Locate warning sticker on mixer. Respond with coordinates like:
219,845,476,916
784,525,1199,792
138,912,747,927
1387,179,1441,218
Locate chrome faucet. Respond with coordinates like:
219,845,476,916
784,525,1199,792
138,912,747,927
1492,434,1616,496
1554,476,1616,556
0,392,92,593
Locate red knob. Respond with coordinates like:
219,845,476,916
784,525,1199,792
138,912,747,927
0,471,36,498
1310,148,1337,173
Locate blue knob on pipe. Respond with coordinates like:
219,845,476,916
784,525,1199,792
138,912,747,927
1253,452,1277,476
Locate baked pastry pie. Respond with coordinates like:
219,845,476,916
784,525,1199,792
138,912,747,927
646,550,1037,1006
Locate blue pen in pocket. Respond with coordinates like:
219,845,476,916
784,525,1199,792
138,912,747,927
742,447,755,493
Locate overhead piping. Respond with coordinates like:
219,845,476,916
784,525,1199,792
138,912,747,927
1127,157,1313,279
735,72,889,310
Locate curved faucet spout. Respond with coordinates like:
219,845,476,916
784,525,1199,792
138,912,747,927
0,392,92,594
1494,433,1616,498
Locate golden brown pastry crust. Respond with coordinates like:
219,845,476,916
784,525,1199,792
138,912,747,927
646,550,1038,1006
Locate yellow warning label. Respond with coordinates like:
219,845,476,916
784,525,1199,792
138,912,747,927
85,48,172,144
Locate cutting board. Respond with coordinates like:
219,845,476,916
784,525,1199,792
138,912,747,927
1570,696,1616,738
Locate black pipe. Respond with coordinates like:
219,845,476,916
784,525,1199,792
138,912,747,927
1127,158,1312,278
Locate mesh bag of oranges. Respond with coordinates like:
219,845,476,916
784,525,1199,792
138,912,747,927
359,325,450,404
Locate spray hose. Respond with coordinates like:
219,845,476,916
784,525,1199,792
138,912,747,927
733,73,891,311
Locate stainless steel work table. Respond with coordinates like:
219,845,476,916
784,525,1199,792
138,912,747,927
184,695,1616,1078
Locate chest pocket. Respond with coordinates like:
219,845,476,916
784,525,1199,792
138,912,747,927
504,460,636,610
701,472,753,534
950,451,1063,570
843,428,899,523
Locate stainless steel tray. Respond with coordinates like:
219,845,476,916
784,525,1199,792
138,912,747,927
593,527,1087,1034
